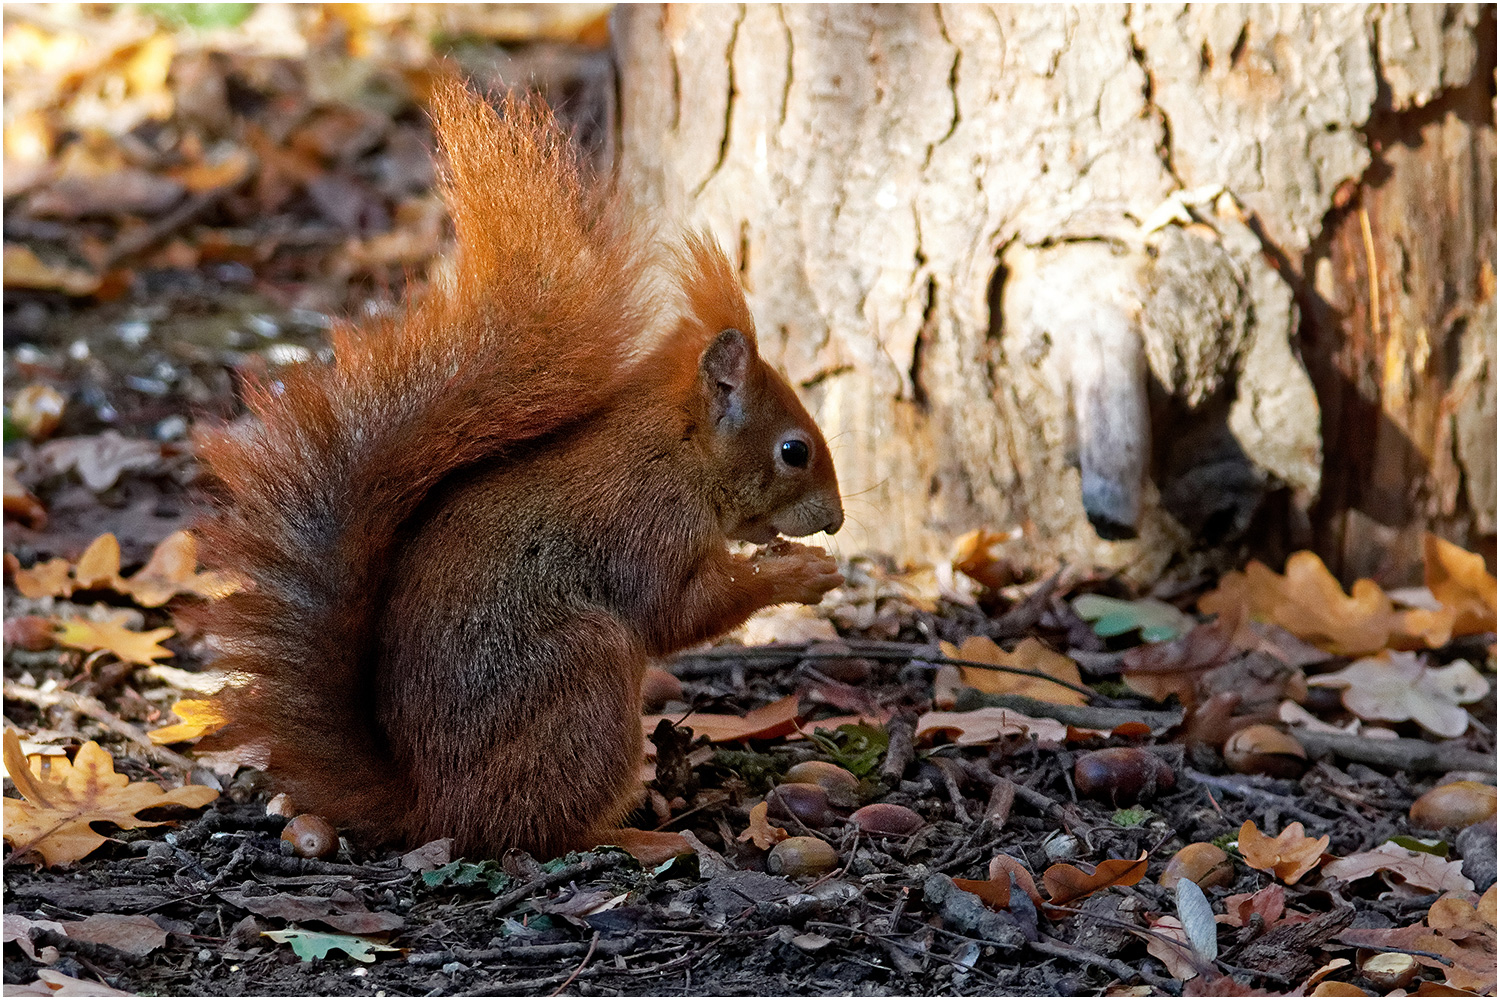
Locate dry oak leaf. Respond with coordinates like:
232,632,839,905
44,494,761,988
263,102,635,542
642,693,802,743
53,611,174,666
1321,842,1475,894
2,730,217,866
147,699,227,744
1237,819,1329,884
1042,851,1149,906
1424,532,1498,637
16,531,237,607
916,707,1108,746
117,530,239,606
1428,886,1497,935
1236,552,1398,656
1307,652,1488,739
12,557,71,599
737,801,788,850
939,635,1087,706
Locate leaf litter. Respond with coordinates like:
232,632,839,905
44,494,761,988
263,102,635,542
2,5,1496,996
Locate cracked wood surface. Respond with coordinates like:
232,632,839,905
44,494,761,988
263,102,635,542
614,3,1495,577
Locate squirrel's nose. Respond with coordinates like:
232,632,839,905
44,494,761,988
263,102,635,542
823,505,844,535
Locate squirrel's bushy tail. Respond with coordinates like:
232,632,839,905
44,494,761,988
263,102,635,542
186,83,665,839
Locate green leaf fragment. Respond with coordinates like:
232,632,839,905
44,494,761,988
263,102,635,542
262,928,398,963
1072,594,1195,642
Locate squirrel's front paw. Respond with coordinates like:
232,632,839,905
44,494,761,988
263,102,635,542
754,542,843,605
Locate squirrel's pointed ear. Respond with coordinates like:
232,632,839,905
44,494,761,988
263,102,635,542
700,328,752,430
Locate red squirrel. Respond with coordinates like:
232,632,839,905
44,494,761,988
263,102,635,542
186,82,844,859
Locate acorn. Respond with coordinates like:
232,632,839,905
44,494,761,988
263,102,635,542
1073,747,1176,806
1410,781,1498,830
766,836,839,878
766,783,831,826
784,761,860,807
281,814,338,859
849,803,924,837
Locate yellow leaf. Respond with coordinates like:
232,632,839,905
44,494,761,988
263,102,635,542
120,531,239,606
944,635,1087,706
72,533,123,591
148,699,227,745
13,556,71,599
2,730,217,867
1425,533,1497,637
1204,552,1399,656
54,612,174,665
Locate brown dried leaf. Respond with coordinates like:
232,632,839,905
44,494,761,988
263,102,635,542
2,730,217,867
1321,842,1474,893
1424,533,1498,637
988,853,1044,908
642,694,802,743
4,461,47,528
73,533,124,590
13,557,71,599
60,914,168,957
1237,820,1328,885
2,243,101,296
1145,915,1201,980
1042,852,1148,906
597,828,693,867
1202,553,1401,656
951,874,1012,911
1338,922,1497,994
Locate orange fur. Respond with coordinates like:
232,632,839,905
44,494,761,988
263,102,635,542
187,82,843,858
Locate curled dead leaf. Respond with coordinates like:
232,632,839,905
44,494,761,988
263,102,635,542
1237,819,1328,885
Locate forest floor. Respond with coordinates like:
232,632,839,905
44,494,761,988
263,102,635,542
3,6,1497,998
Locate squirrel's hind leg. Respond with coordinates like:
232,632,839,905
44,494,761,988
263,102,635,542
405,611,648,861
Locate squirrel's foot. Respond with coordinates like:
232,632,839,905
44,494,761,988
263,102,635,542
753,540,843,605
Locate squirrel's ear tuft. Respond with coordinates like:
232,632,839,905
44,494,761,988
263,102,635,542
701,328,752,430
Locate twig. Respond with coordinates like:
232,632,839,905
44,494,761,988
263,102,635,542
1293,729,1496,774
549,931,600,996
1182,768,1330,826
669,641,1102,701
879,713,916,785
3,680,198,772
1031,934,1180,994
955,691,1182,731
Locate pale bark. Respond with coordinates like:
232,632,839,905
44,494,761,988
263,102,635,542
612,3,1495,580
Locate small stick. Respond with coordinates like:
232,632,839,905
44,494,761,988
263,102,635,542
4,680,198,772
549,931,600,997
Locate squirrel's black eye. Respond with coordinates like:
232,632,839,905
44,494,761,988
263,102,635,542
780,438,811,468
